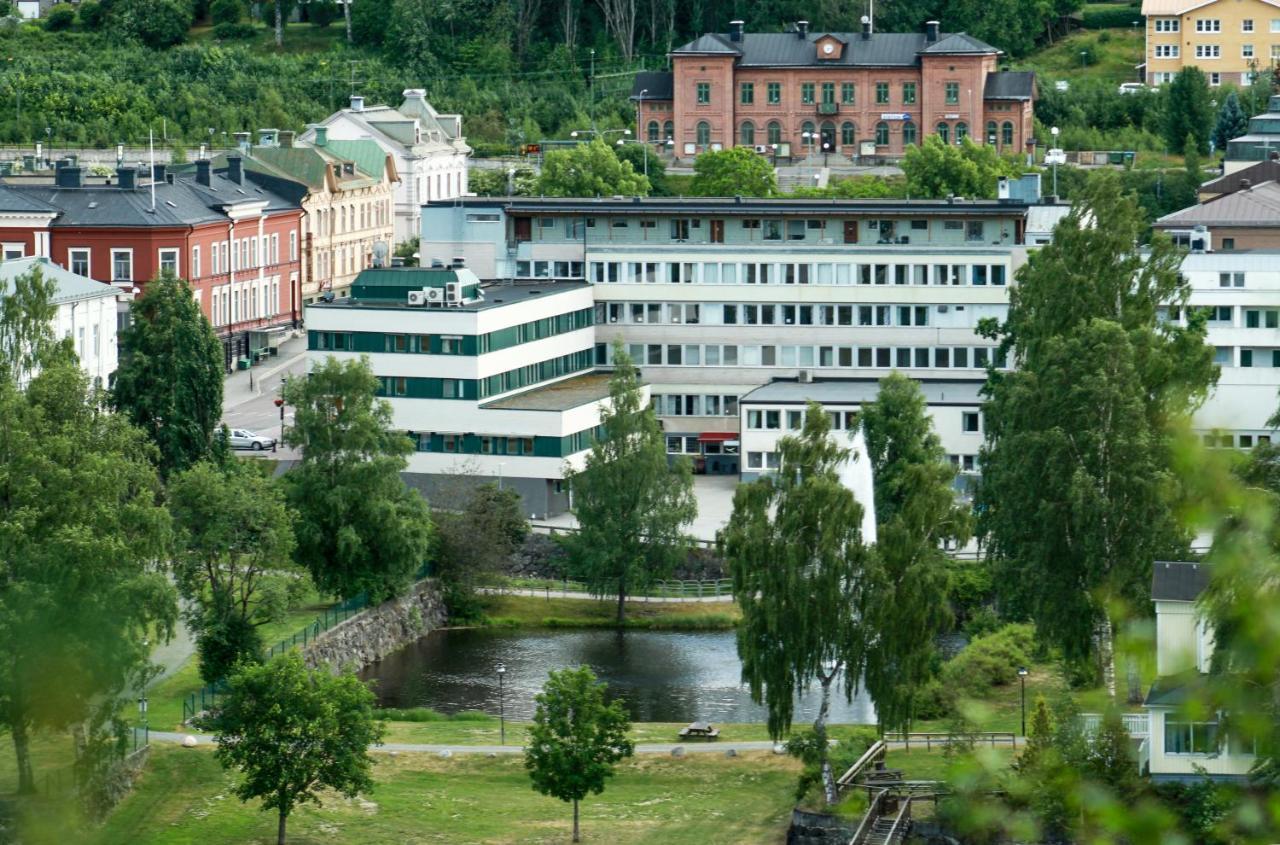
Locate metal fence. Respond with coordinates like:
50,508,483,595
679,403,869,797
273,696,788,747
497,576,733,599
183,562,432,723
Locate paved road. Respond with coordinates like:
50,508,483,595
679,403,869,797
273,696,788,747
222,333,309,461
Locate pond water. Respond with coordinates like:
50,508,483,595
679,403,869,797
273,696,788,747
360,627,876,724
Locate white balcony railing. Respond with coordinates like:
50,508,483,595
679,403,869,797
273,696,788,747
1080,712,1150,737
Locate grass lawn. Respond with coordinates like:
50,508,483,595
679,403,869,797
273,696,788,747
477,593,741,630
884,746,1015,783
1017,28,1144,85
68,746,799,845
188,23,348,55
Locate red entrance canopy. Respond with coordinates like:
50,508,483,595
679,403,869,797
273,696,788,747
698,432,737,442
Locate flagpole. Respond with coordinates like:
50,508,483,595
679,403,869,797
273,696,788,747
149,129,156,211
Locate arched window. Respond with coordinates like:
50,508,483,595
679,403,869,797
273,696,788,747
767,121,782,145
986,120,998,145
647,120,659,142
696,121,710,146
740,121,755,146
936,122,949,144
875,122,889,146
663,120,674,141
801,120,815,148
902,121,917,146
841,122,855,146
955,121,968,142
1002,121,1015,146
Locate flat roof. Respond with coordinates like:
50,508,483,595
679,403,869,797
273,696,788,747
741,377,985,406
310,280,590,312
482,371,614,411
431,196,1039,216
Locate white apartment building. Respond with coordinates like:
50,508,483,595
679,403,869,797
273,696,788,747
304,266,616,517
0,256,119,387
302,92,469,244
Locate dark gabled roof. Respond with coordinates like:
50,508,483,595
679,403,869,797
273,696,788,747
631,71,674,101
1152,561,1210,602
1200,160,1280,196
1144,671,1206,708
985,71,1036,100
671,30,1000,67
0,183,58,214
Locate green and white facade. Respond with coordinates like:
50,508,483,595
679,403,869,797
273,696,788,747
305,266,625,516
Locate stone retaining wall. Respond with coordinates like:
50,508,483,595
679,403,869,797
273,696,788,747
786,808,859,845
304,578,447,673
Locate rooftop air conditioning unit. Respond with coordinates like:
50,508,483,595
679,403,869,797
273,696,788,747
407,290,428,305
445,281,462,302
754,145,768,154
798,369,813,384
424,287,444,303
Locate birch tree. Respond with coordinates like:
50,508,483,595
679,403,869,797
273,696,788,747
595,0,635,61
721,402,879,804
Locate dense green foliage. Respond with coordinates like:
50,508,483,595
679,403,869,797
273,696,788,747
524,665,634,843
434,482,528,619
722,403,878,804
901,136,1022,199
0,266,58,385
282,356,433,602
688,146,776,197
1164,67,1214,154
168,459,301,684
112,272,225,479
564,345,695,622
537,139,649,197
211,652,384,845
1213,90,1249,152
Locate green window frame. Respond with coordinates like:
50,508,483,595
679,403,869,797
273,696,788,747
800,83,815,104
767,82,781,104
696,82,711,104
875,82,889,104
945,82,960,104
875,122,889,146
902,82,916,104
841,82,855,104
740,82,754,104
903,121,917,145
821,82,835,104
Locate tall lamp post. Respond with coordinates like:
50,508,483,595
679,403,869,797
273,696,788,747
137,695,149,747
274,396,285,452
1049,126,1061,197
1017,666,1030,738
496,663,507,745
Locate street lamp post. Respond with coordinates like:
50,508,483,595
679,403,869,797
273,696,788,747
1050,125,1060,196
496,663,507,745
635,88,647,143
137,695,149,747
1017,666,1030,738
273,397,285,452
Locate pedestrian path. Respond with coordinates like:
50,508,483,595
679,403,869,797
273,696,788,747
480,587,734,604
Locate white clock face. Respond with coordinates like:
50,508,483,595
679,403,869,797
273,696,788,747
823,43,834,54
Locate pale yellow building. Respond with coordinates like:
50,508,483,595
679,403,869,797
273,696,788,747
1142,0,1280,86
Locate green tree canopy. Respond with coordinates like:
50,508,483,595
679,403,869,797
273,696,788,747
0,357,176,794
523,665,634,843
721,402,879,804
688,146,777,197
614,142,669,195
902,135,1022,199
564,344,695,622
434,481,528,618
112,271,224,479
211,652,384,845
978,176,1217,696
536,138,649,197
168,459,300,684
1164,67,1214,154
0,264,58,385
1213,90,1249,151
860,373,972,732
282,356,433,601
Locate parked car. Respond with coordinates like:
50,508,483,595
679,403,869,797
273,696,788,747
228,428,276,451
1118,82,1146,95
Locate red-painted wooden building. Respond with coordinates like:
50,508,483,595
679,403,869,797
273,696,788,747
0,156,304,368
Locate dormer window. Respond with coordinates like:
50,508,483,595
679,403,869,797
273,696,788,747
814,35,845,60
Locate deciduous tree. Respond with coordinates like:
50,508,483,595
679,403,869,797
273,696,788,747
112,271,224,479
212,652,384,845
860,373,972,732
564,344,695,622
689,146,776,197
1164,67,1213,154
902,135,1021,199
524,665,634,843
537,138,649,197
0,264,58,386
435,481,528,617
721,402,879,804
282,356,433,601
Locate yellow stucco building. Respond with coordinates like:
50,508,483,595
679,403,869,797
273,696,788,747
1142,0,1280,86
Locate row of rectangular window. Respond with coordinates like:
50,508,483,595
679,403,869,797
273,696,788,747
623,342,1007,370
411,426,599,458
513,260,584,279
666,435,739,455
586,261,1006,286
746,449,980,473
537,217,994,243
308,310,593,357
652,394,741,417
733,80,920,106
1203,432,1272,449
603,301,984,327
372,350,595,401
746,408,979,432
1153,17,1280,32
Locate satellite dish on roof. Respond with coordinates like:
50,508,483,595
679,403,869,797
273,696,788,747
372,241,389,268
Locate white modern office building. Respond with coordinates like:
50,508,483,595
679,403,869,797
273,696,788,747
304,265,618,517
0,256,120,387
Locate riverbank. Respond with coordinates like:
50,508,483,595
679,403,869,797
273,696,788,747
475,593,741,630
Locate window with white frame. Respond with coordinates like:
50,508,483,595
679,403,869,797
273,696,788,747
68,248,89,277
158,248,179,276
271,233,279,265
1210,72,1221,85
1243,43,1255,58
191,245,201,278
289,231,297,261
1272,18,1280,31
250,237,258,268
111,249,133,281
1155,44,1179,57
1273,44,1280,59
1195,44,1221,58
1164,717,1219,754
2,242,24,260
1195,18,1220,31
1154,17,1178,31
1243,18,1254,31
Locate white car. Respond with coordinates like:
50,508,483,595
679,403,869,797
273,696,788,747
228,428,276,451
1118,82,1146,95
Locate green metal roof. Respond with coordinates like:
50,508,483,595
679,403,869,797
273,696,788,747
351,266,481,301
323,140,390,183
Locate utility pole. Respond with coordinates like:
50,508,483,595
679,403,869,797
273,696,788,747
589,48,596,130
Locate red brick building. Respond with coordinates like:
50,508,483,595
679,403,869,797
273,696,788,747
0,157,304,367
633,19,1036,160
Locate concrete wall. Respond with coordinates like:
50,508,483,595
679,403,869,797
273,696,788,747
304,578,447,673
403,471,568,519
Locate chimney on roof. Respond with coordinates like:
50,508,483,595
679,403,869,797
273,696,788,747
279,130,295,148
1241,178,1252,190
54,165,82,189
195,158,211,187
350,94,365,112
925,20,940,42
116,167,137,191
258,128,279,147
796,20,809,39
233,131,251,154
729,19,744,42
860,15,871,40
165,173,175,185
306,123,327,147
402,88,426,102
227,155,244,185
152,163,166,183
